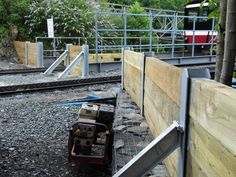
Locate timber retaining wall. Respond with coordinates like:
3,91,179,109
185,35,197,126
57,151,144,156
123,50,236,177
14,41,38,67
68,45,121,76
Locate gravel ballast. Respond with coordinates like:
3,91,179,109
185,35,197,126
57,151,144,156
0,61,169,177
0,84,120,177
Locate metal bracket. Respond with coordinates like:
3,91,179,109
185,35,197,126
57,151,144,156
113,121,181,177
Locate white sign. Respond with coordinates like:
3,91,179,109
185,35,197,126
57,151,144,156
47,18,54,38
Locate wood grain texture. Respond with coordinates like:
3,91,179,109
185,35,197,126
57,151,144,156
188,79,236,177
124,61,142,107
144,91,178,177
69,45,122,76
123,50,236,177
145,57,182,105
89,53,121,63
144,77,180,129
125,50,142,70
14,41,25,64
28,43,37,66
123,50,143,107
69,45,82,60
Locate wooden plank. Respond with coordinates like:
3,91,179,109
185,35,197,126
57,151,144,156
145,57,182,105
28,43,37,67
69,45,122,76
188,79,236,177
13,41,25,64
144,77,180,127
124,50,142,70
89,53,121,63
124,62,142,107
123,50,143,107
144,92,178,177
185,151,208,177
69,45,82,60
189,79,236,155
187,119,236,177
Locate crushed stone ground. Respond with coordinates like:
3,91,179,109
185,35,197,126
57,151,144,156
0,61,169,177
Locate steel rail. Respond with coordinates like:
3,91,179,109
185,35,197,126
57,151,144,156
0,67,65,75
0,75,121,95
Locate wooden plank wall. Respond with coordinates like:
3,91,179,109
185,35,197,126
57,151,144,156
144,57,182,177
13,41,25,64
187,80,236,177
124,50,143,107
14,41,37,67
123,50,236,177
68,45,122,76
27,43,37,66
69,45,83,75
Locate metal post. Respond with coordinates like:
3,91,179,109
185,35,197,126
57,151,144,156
171,14,177,58
82,45,89,78
78,37,81,46
140,52,145,116
66,44,72,67
121,47,125,90
210,18,215,56
178,68,211,177
53,37,56,57
139,38,142,52
124,13,127,48
37,42,44,67
149,13,153,52
95,12,99,63
25,41,30,65
192,17,196,57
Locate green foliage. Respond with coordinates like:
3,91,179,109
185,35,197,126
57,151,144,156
126,1,149,45
127,2,149,30
25,0,116,43
0,0,30,39
207,0,220,28
108,0,189,11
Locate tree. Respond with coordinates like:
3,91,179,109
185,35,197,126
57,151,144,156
0,0,30,39
220,0,236,85
214,0,227,81
107,0,188,11
25,0,116,47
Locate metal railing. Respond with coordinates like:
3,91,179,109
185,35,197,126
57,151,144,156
36,12,216,64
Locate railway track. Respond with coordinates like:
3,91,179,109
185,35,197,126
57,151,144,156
0,67,64,75
0,75,121,95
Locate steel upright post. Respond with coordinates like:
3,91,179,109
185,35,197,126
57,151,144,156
171,14,177,58
37,42,44,67
149,13,153,52
82,45,89,78
124,13,127,48
210,18,215,56
66,44,72,67
192,17,196,57
95,12,99,63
